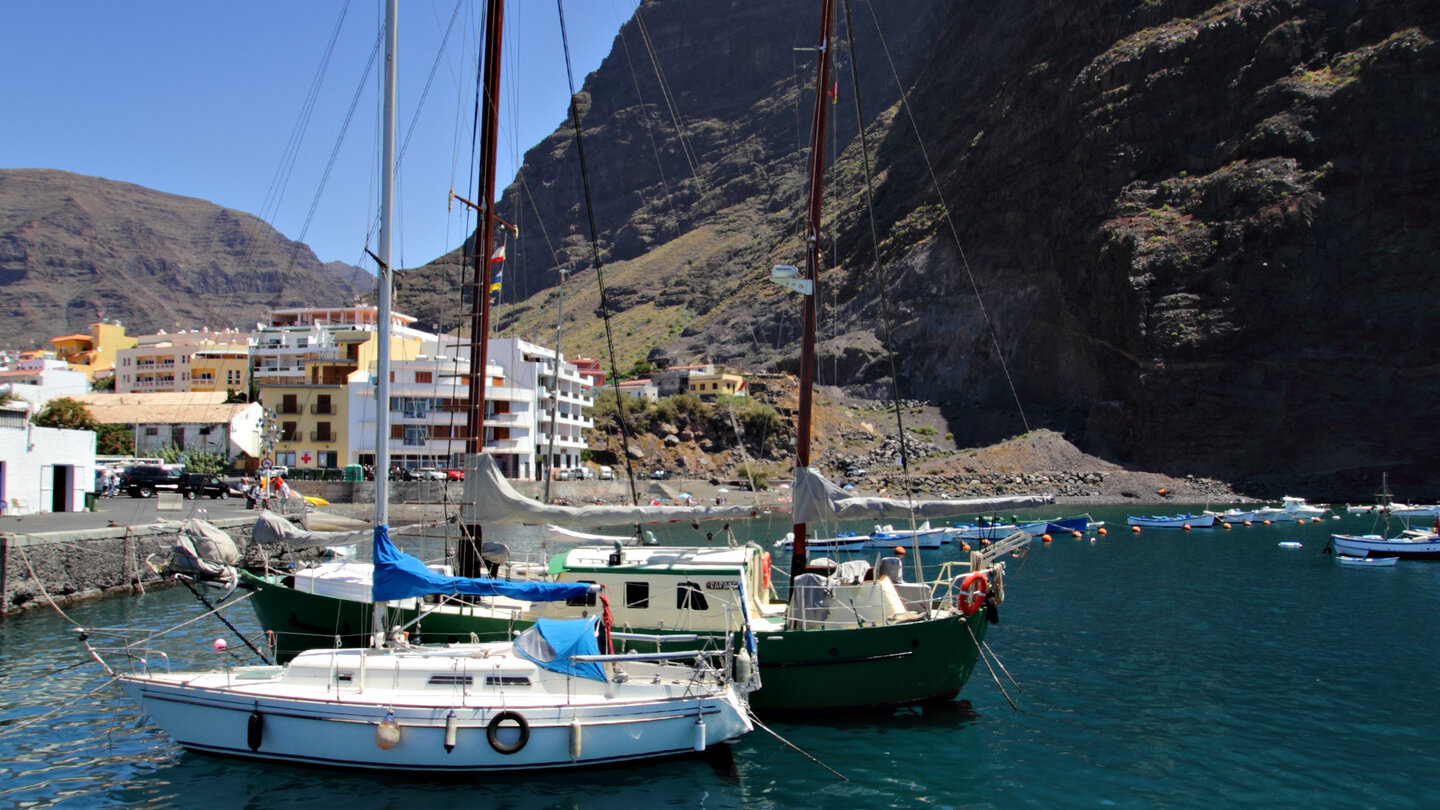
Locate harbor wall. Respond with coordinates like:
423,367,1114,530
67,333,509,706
0,518,255,617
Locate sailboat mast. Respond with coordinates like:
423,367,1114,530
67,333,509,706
460,0,505,579
371,0,398,643
788,0,836,584
375,0,398,530
465,0,505,457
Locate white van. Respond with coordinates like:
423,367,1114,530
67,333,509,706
598,466,615,480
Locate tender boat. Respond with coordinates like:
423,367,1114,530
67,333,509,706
1336,554,1398,567
1328,530,1440,560
864,522,946,549
1126,513,1217,528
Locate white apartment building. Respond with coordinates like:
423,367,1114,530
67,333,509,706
0,356,90,407
114,328,251,394
489,337,594,479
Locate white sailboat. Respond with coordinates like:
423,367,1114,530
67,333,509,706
79,0,753,771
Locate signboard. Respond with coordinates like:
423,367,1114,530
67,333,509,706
260,458,274,470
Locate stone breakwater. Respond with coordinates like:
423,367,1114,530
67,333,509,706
0,518,255,616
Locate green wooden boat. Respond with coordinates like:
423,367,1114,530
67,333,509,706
239,541,1004,713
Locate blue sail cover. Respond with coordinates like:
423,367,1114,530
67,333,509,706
371,526,595,603
514,617,606,682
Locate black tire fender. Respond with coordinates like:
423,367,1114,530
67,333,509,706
486,710,529,755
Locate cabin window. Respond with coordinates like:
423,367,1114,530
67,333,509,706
566,580,597,607
484,675,531,686
625,581,650,609
677,582,709,611
428,674,473,686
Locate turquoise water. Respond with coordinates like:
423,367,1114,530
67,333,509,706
3,505,1438,808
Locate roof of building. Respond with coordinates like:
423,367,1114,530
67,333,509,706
67,392,256,425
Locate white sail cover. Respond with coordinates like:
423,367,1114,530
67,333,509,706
462,455,762,527
251,511,429,551
790,466,1052,524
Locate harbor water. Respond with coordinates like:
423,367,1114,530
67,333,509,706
2,505,1438,808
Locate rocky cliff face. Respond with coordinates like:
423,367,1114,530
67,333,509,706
397,0,1439,497
0,169,365,347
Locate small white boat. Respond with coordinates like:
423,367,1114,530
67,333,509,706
1329,530,1440,560
1336,554,1398,567
1206,508,1258,524
1254,496,1328,522
945,522,1021,540
1389,504,1440,519
865,522,946,549
774,532,866,553
1126,513,1217,528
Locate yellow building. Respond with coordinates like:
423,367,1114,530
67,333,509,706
51,322,136,381
254,306,427,473
115,329,250,394
688,371,747,400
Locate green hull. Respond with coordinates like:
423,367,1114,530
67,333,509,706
240,570,522,660
748,612,989,712
241,570,991,712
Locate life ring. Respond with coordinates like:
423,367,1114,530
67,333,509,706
487,710,529,755
760,552,772,591
958,572,989,616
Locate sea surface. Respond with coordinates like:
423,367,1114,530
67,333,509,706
3,504,1438,809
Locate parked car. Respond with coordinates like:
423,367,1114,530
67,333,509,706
650,469,671,480
845,467,867,478
180,473,241,500
571,467,595,481
554,468,571,481
122,465,186,498
442,468,465,481
412,467,448,481
598,465,615,480
388,465,417,481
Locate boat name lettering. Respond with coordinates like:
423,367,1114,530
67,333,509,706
705,580,738,590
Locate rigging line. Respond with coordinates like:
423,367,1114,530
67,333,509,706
630,7,703,186
612,7,686,241
179,577,273,664
859,0,1030,431
841,0,926,567
238,0,354,281
556,0,641,507
982,638,1025,696
273,31,384,306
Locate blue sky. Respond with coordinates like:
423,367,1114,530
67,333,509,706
3,0,635,268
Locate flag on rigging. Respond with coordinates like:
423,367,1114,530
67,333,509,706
489,243,505,294
829,79,837,104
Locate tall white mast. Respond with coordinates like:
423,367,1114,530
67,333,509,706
372,0,398,641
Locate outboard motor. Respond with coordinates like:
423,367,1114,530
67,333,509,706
875,556,905,583
480,541,510,578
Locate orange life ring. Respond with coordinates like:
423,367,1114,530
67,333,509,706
958,572,989,616
760,552,772,591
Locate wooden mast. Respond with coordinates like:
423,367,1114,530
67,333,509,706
788,0,836,585
460,0,505,579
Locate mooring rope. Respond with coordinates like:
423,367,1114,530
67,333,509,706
746,709,849,782
965,620,1018,711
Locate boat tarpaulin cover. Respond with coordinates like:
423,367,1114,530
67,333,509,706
514,617,606,682
790,467,1054,525
370,525,593,603
463,454,763,527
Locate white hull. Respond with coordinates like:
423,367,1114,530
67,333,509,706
1126,514,1217,528
1330,532,1440,560
116,645,751,772
1336,554,1398,567
865,530,946,549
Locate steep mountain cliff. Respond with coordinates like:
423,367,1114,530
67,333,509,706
397,0,1440,497
0,169,366,346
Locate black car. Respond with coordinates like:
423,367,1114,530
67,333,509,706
180,473,240,500
121,465,185,498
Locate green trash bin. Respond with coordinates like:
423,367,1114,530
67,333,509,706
85,493,98,512
344,464,364,482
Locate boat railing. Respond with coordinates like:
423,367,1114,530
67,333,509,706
73,626,173,677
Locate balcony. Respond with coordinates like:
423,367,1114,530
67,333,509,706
310,431,335,442
277,405,302,415
310,403,337,414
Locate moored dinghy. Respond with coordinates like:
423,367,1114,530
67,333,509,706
1335,554,1398,567
1126,513,1217,528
